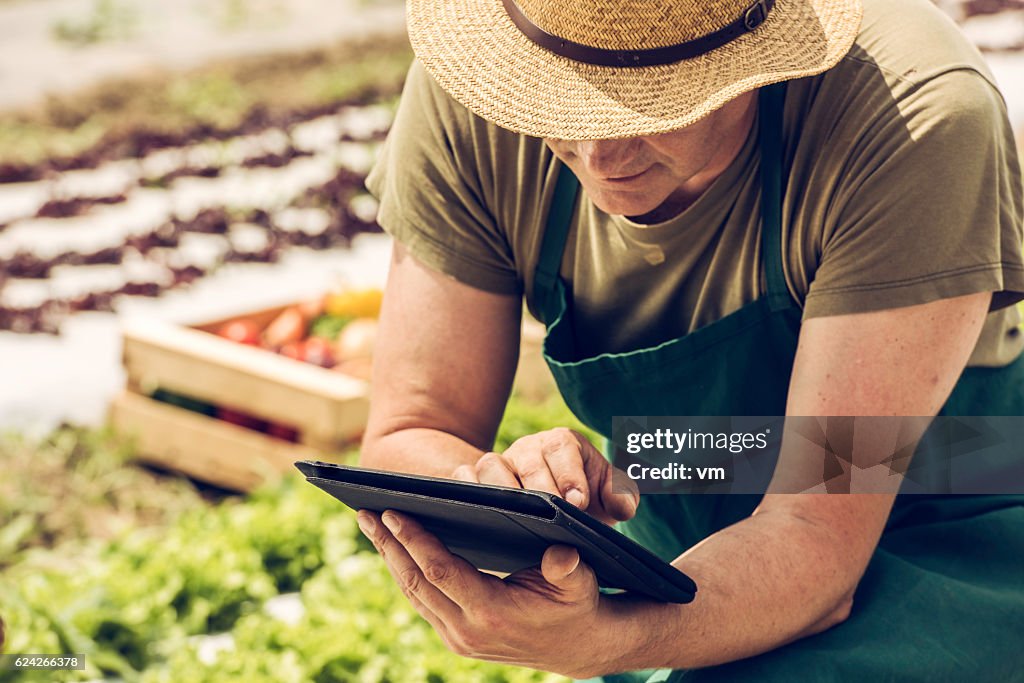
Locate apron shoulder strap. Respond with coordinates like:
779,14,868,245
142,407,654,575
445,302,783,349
758,81,792,312
533,162,579,324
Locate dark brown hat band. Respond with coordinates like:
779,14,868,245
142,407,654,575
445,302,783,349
501,0,776,67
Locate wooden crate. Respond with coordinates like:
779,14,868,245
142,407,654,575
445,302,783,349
109,306,554,491
109,391,326,492
110,304,370,491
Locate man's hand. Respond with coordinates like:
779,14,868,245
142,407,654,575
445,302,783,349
356,509,637,678
451,428,640,525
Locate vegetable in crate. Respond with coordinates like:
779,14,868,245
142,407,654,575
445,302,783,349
279,341,305,362
323,287,383,319
261,307,307,349
278,338,333,368
307,313,353,341
216,319,261,346
261,297,327,350
333,318,377,361
302,338,335,368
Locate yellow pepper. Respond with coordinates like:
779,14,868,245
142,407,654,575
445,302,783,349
323,288,383,319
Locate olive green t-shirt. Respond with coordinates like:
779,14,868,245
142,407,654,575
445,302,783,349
367,0,1024,367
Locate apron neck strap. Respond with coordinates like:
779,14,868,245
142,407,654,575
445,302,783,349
534,163,579,323
532,81,791,323
758,81,790,312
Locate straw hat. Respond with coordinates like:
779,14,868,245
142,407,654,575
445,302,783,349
407,0,862,140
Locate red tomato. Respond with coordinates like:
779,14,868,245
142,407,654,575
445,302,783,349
218,319,261,345
303,337,335,368
279,342,305,361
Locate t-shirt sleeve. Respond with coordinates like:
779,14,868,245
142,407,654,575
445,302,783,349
365,60,521,295
802,68,1024,319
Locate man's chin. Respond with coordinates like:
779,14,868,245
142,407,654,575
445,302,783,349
588,193,665,220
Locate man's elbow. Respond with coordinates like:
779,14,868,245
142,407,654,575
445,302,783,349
802,591,855,639
826,592,855,629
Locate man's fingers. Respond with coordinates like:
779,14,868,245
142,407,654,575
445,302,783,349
567,436,638,522
542,438,591,509
476,452,523,488
452,464,478,483
541,544,580,580
505,440,563,498
383,557,459,647
539,545,596,597
503,429,593,507
494,429,638,521
598,465,641,522
357,510,461,621
380,510,486,606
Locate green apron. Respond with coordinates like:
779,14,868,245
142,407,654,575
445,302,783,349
534,84,1024,682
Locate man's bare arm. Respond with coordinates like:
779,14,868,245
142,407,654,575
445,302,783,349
605,291,992,672
359,242,522,477
356,242,992,674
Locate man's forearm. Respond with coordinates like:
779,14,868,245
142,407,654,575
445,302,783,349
359,428,486,479
362,427,872,675
598,501,865,675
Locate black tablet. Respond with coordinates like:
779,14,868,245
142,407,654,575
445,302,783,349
295,460,697,603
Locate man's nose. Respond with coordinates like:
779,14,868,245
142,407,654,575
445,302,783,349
576,139,641,176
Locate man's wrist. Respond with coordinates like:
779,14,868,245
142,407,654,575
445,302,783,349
577,594,688,678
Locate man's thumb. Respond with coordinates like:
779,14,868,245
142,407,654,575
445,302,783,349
540,545,591,591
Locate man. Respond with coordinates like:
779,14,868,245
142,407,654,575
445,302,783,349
356,0,1024,679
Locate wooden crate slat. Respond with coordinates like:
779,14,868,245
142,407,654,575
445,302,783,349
109,391,328,492
122,318,368,444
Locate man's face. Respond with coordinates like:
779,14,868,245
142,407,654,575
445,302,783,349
543,90,757,223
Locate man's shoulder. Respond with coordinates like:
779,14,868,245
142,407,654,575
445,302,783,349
785,0,1009,167
828,0,1000,99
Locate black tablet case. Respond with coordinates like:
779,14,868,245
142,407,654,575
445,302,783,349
295,461,697,603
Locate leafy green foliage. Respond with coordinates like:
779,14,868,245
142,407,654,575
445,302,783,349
308,314,354,342
0,395,578,683
495,392,602,452
0,426,206,567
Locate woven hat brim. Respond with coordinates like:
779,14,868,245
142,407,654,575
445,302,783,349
408,0,862,140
